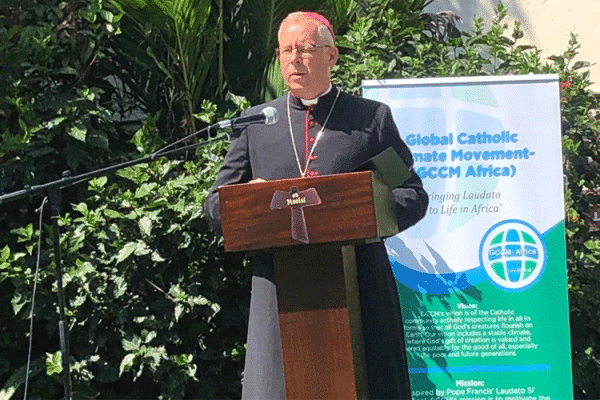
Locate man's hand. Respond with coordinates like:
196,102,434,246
249,178,266,183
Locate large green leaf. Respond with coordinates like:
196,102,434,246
109,0,217,133
0,359,45,400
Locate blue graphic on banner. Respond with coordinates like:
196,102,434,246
388,257,487,295
387,221,548,294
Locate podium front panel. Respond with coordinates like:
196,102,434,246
219,171,381,252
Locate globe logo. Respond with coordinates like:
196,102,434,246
479,220,546,291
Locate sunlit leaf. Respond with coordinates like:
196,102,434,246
46,351,62,376
116,242,138,263
119,353,137,376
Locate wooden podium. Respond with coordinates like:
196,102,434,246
218,171,399,399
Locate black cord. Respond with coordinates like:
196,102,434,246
23,196,48,400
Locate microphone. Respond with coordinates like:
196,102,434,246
149,107,279,158
217,106,279,129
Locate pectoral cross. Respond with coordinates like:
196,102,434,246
270,186,321,244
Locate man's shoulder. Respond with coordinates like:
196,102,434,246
337,90,391,120
338,91,389,110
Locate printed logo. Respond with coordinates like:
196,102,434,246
479,220,546,291
270,186,321,244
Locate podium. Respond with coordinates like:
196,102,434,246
218,171,399,399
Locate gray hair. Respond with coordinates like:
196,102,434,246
277,12,335,47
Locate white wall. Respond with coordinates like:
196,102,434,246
424,0,599,92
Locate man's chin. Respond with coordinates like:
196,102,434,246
287,77,305,89
287,85,308,97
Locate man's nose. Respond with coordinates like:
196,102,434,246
289,48,302,62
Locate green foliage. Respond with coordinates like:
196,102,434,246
0,0,135,240
108,0,217,134
556,36,600,400
0,1,251,395
2,136,250,397
108,0,357,114
1,0,599,398
333,2,552,91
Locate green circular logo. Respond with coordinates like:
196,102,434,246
480,220,546,291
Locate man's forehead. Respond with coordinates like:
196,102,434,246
281,19,319,36
279,25,320,47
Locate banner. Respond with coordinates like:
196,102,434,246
363,75,573,400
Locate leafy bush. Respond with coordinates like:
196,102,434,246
0,1,252,396
1,121,251,398
1,0,599,398
558,38,600,400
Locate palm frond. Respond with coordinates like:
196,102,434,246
109,0,218,133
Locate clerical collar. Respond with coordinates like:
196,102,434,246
299,84,333,106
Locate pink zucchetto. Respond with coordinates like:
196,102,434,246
301,12,335,40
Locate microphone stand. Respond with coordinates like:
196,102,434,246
0,125,229,400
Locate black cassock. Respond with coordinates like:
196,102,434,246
204,87,428,399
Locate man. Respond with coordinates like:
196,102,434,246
204,11,428,399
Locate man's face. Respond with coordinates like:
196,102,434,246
278,19,338,99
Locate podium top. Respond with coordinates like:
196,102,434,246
218,171,398,252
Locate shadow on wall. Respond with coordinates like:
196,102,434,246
424,0,532,40
425,0,600,93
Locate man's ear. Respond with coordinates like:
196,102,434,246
328,46,339,66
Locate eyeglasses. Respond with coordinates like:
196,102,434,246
276,45,331,61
